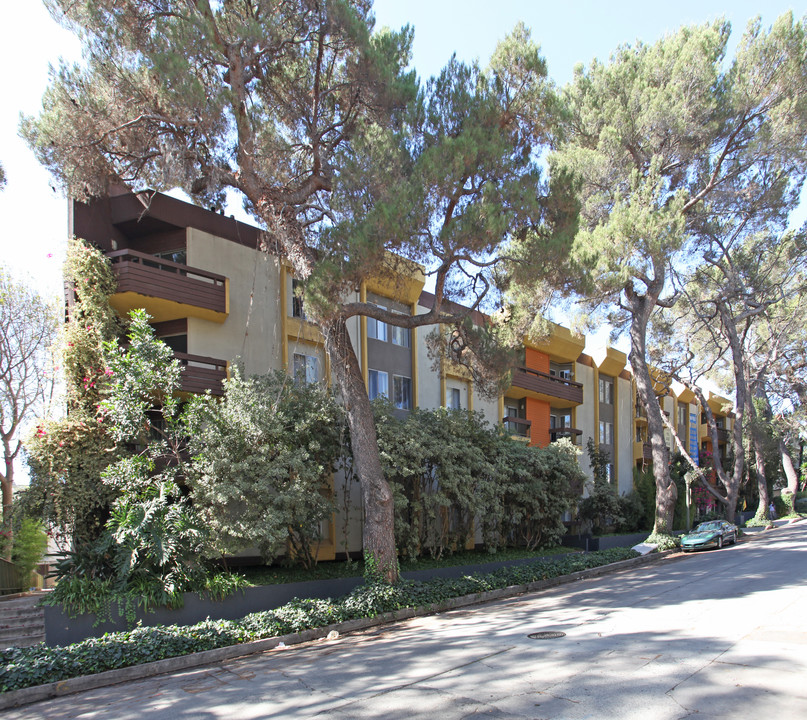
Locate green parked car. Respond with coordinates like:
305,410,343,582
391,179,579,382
681,520,738,552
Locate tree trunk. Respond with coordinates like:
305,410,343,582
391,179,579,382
1,444,13,525
717,301,748,521
780,437,800,498
751,424,771,523
323,316,398,582
626,289,676,535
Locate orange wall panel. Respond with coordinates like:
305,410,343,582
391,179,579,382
525,347,550,374
526,398,551,447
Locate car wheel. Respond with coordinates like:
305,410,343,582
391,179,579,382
718,536,723,549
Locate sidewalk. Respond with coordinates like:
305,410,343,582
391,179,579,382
2,519,803,710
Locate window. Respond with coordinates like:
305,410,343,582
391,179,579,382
550,413,570,429
599,420,613,445
368,369,388,400
678,405,688,427
159,334,187,354
605,463,615,483
598,377,614,405
391,323,410,348
550,363,572,380
367,305,387,341
293,353,319,384
448,387,461,410
393,375,412,410
292,279,306,319
154,249,187,265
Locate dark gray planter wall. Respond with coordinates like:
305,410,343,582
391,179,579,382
561,532,649,552
44,575,364,647
45,549,577,647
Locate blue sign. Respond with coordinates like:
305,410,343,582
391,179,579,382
689,412,699,464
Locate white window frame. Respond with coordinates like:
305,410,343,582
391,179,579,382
291,278,306,320
598,377,613,405
368,369,389,400
293,352,319,385
393,375,412,410
599,420,613,445
391,323,410,348
367,304,387,341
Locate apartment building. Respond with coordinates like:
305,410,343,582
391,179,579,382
70,188,733,554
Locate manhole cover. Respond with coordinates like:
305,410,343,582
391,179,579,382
528,631,566,640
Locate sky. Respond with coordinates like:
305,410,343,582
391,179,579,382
1,1,803,299
0,2,802,484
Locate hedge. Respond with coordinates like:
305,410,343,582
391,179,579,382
1,547,637,692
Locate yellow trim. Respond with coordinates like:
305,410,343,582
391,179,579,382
591,345,627,377
444,361,472,381
593,365,600,451
440,365,447,407
364,253,426,306
467,379,473,412
526,322,586,363
280,266,288,369
613,372,619,483
287,316,324,344
411,302,418,408
498,395,504,423
360,282,368,388
109,292,228,324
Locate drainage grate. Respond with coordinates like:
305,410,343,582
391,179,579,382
528,631,566,640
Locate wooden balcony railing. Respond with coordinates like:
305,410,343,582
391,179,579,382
510,367,584,405
107,249,227,315
176,352,227,396
550,427,582,444
503,415,531,438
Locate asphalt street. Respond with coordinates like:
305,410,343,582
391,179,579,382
7,522,807,719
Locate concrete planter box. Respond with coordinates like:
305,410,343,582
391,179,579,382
44,550,574,647
44,576,364,647
562,532,650,552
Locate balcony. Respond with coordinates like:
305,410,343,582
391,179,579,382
635,404,647,423
550,427,582,445
107,249,228,323
503,415,531,439
700,425,730,444
176,353,227,396
508,367,583,407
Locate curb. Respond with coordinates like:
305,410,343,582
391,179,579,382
0,549,680,709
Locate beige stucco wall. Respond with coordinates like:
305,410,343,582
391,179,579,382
186,228,282,376
414,305,441,410
575,362,596,481
616,375,634,494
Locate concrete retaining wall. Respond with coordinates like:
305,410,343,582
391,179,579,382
45,550,576,646
561,532,649,551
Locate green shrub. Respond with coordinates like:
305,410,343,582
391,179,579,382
1,548,638,692
11,518,48,581
644,533,680,551
43,571,248,625
374,403,580,560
